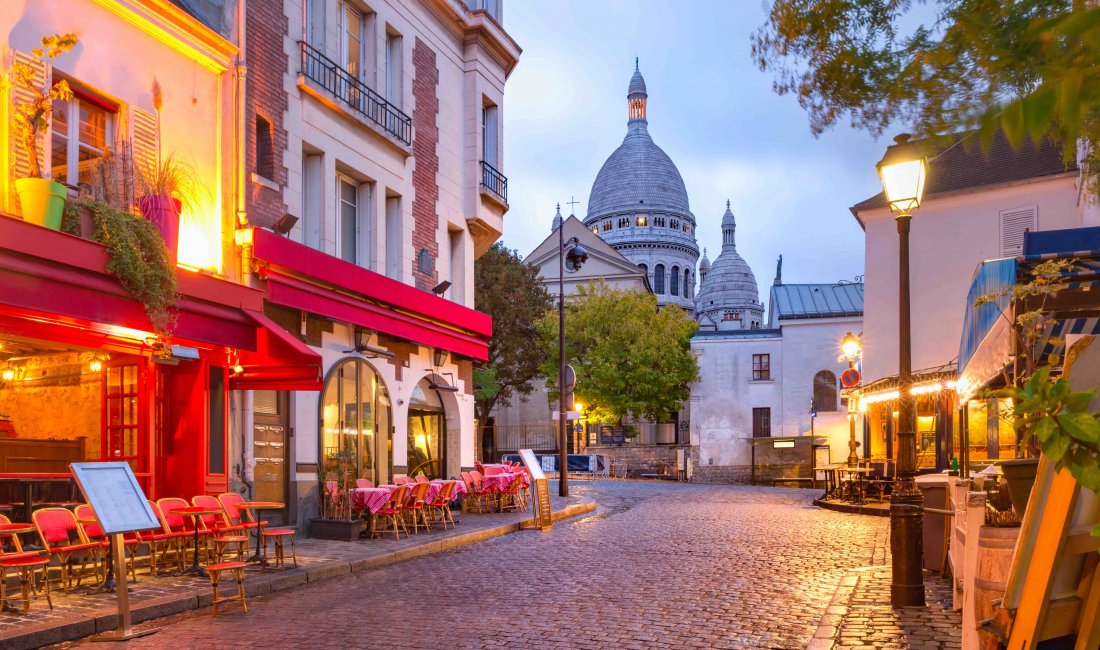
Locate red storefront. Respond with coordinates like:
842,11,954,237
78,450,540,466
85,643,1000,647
0,215,320,501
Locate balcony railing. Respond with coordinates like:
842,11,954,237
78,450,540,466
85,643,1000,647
299,41,412,146
480,160,508,203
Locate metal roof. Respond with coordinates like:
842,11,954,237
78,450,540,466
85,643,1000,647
770,283,864,320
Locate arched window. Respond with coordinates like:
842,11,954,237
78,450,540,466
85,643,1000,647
683,271,691,298
670,266,680,296
638,263,648,285
813,370,838,412
654,264,665,293
320,358,393,485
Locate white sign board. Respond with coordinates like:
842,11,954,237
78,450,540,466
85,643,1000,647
518,449,545,481
70,462,161,535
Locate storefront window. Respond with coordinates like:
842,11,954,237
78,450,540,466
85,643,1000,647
320,359,392,484
407,378,444,478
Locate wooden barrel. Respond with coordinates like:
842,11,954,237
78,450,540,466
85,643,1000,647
974,526,1020,623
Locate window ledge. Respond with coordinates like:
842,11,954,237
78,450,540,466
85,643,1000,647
749,379,774,384
251,172,280,191
479,184,509,211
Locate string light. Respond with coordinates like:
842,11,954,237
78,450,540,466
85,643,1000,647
860,379,958,406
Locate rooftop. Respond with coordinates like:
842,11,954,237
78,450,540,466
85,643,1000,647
770,283,864,320
850,130,1076,215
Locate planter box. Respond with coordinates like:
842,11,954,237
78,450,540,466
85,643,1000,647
309,517,366,541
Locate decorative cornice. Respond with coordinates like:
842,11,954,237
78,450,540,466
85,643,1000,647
90,0,237,73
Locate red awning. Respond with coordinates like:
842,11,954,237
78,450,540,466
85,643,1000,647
230,310,323,391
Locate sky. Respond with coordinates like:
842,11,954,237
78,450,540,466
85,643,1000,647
499,0,893,289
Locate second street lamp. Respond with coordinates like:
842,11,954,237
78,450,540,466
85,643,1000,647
876,133,928,607
558,214,587,497
839,331,862,467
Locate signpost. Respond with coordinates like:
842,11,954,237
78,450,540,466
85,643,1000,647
519,449,552,531
70,462,162,642
841,367,861,388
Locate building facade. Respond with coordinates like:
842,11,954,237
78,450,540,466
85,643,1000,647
239,0,520,527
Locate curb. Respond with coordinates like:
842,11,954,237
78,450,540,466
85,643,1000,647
813,498,890,517
9,499,597,650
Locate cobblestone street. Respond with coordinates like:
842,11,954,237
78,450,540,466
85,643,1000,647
65,482,959,649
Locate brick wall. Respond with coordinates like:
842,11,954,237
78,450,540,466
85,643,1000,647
245,0,288,229
410,38,439,291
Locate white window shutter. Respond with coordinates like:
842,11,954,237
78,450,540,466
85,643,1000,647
129,105,158,175
1000,205,1037,257
8,49,50,210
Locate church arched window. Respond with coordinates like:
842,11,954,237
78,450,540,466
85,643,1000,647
654,264,665,294
813,370,838,412
618,217,629,228
670,267,680,296
684,272,691,298
638,263,648,284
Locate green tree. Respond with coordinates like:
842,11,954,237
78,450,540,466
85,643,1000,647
473,243,553,425
538,281,699,425
752,1,1100,191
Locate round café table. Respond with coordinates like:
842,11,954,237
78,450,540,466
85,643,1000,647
236,501,284,568
170,507,222,578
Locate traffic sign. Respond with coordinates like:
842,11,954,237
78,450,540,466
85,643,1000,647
841,367,861,387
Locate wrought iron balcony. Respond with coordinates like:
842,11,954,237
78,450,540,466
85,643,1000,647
480,160,508,203
299,41,412,146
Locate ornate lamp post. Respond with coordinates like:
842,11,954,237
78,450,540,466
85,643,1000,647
558,216,587,497
876,133,928,607
840,332,862,467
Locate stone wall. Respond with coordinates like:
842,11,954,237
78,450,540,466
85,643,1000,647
0,352,101,459
587,444,685,479
244,0,289,229
410,37,439,291
692,464,753,484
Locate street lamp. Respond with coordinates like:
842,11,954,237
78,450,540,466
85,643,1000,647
558,212,588,497
876,133,927,607
839,332,862,467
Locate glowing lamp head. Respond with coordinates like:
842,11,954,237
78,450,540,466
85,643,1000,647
876,134,927,215
89,360,103,373
840,332,862,360
573,402,583,412
1,369,13,382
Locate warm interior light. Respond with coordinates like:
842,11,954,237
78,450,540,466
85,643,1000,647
231,364,244,375
89,360,103,373
876,134,927,214
1,369,13,382
176,196,223,273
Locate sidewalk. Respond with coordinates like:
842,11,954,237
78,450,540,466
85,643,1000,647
811,566,962,650
3,494,595,650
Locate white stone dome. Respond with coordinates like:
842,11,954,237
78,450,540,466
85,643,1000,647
695,202,764,330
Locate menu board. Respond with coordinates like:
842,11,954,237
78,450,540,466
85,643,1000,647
519,449,552,531
70,462,161,535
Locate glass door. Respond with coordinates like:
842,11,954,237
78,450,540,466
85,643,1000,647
102,360,146,474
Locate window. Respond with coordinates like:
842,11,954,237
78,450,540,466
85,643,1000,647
752,354,770,381
654,216,666,227
671,218,680,230
340,2,365,80
385,28,403,109
338,175,370,265
320,358,393,485
638,263,648,280
448,228,464,303
752,407,771,438
591,227,598,235
618,217,629,228
636,214,648,226
482,102,499,168
671,266,680,296
813,370,838,412
255,115,274,180
684,272,691,298
602,221,612,232
683,223,691,233
654,264,665,293
50,92,114,186
385,193,402,279
307,0,326,47
302,149,323,249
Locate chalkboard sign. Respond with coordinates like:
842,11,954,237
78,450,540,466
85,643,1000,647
70,462,161,535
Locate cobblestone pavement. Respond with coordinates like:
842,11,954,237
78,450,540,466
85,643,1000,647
60,481,910,649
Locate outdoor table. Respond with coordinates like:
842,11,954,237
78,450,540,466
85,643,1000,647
480,464,512,476
170,507,221,578
839,467,872,504
349,487,394,514
237,501,284,568
0,473,74,524
0,522,36,556
820,465,844,500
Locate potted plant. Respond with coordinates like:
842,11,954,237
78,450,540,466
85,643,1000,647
136,153,194,264
310,447,366,541
11,34,78,230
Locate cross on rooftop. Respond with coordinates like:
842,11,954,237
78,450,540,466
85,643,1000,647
565,196,580,214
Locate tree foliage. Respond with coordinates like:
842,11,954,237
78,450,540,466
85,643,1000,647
753,1,1100,191
538,282,699,424
473,243,553,422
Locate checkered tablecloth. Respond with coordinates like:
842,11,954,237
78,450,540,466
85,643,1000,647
349,487,395,513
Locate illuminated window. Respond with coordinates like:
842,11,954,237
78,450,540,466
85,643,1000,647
50,90,115,187
636,214,648,226
592,227,598,235
618,217,629,228
602,221,612,232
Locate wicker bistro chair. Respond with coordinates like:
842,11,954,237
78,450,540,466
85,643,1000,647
74,504,140,583
32,507,104,591
260,527,297,571
139,501,189,576
500,474,527,513
371,485,408,540
0,513,39,561
158,497,215,562
355,478,374,489
403,482,431,534
206,560,248,615
414,475,430,484
192,496,250,562
427,481,456,530
470,470,499,511
460,471,491,513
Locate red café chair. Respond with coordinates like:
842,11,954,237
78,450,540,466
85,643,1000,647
414,475,430,484
139,501,188,576
500,473,527,513
74,504,140,584
403,482,431,534
393,476,409,485
427,481,456,530
355,479,374,489
470,470,499,511
0,513,39,561
219,492,268,531
158,497,215,561
460,471,491,513
371,485,408,540
0,513,51,613
32,507,104,591
192,495,249,562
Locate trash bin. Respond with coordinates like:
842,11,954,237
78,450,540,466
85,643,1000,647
915,473,950,572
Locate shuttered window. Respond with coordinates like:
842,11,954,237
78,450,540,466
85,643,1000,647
999,205,1037,257
9,50,49,209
